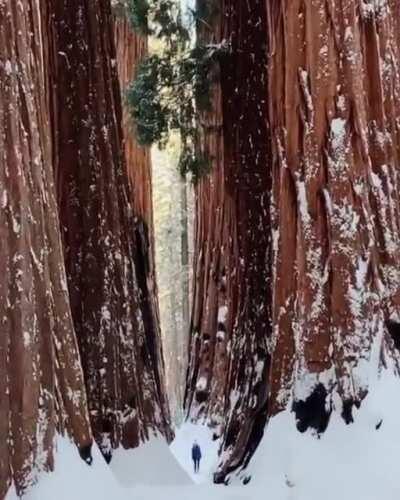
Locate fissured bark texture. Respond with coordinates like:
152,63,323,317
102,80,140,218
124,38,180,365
114,18,154,229
186,0,400,482
49,0,172,457
0,1,92,497
185,5,230,427
113,19,169,439
267,0,400,423
185,0,272,478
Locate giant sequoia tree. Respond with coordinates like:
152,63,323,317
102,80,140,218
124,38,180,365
49,0,172,456
267,0,400,425
114,10,159,311
185,0,272,478
185,0,400,482
0,1,92,496
1,0,172,497
182,3,272,485
113,14,168,432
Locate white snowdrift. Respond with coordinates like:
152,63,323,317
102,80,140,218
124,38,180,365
170,421,221,483
7,369,400,500
243,369,400,500
5,434,192,500
110,434,192,486
6,437,122,500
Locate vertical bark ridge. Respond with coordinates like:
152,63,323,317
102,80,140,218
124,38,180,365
0,1,92,496
114,14,172,441
214,0,272,479
185,3,233,427
185,0,272,478
49,0,172,457
186,0,400,483
268,0,400,423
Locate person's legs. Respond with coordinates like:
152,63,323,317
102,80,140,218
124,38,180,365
193,459,196,473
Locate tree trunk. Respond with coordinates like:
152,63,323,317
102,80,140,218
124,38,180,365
179,174,190,414
151,142,190,423
113,12,173,441
267,0,400,426
180,175,190,342
186,0,400,483
184,4,228,426
48,0,172,459
113,13,173,440
0,1,92,496
185,0,272,475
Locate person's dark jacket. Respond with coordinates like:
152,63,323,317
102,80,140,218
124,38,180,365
192,444,202,461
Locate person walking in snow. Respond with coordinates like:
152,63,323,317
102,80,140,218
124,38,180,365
192,441,202,473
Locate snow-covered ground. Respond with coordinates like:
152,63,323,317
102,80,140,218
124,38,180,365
245,369,400,500
170,421,220,483
110,435,192,487
7,369,400,500
5,437,120,500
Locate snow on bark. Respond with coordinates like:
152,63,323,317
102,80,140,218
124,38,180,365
186,0,400,483
185,0,272,479
185,7,233,427
0,1,92,497
212,0,272,479
113,13,172,441
48,0,172,458
267,0,400,426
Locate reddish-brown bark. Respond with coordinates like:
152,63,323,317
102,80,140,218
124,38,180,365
113,19,168,436
1,1,172,497
186,0,272,478
185,7,231,426
49,0,172,457
114,18,154,229
0,1,92,497
186,0,400,483
267,0,400,423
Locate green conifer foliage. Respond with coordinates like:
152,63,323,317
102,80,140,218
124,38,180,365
123,0,226,182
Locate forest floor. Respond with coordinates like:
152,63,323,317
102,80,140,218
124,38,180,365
6,371,400,500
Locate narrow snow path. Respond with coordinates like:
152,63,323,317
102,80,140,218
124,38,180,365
7,373,400,500
170,422,220,484
110,435,192,487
